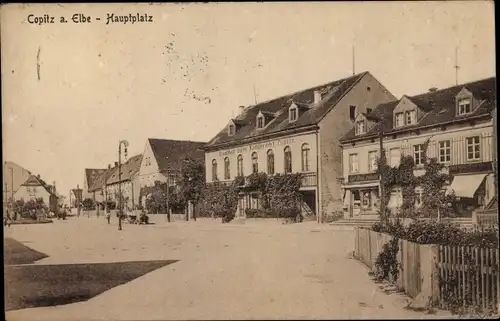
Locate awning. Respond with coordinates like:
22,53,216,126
448,173,487,198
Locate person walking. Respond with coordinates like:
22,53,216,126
106,208,111,224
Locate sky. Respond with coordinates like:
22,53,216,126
1,2,496,196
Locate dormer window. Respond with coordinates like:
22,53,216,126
355,120,366,135
395,112,404,127
405,110,416,125
458,98,472,115
228,124,235,136
256,115,264,129
289,106,298,122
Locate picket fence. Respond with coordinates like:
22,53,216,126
438,245,500,312
354,227,500,313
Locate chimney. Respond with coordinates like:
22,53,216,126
238,105,245,115
314,90,322,104
37,174,41,179
429,87,438,92
114,161,118,167
108,164,111,169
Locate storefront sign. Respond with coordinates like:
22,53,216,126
348,173,380,183
218,138,295,156
449,162,492,175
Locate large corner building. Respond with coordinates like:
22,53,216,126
203,72,396,222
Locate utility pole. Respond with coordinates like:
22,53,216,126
253,85,258,105
77,184,81,217
10,167,14,201
454,46,460,86
352,44,355,76
166,174,171,223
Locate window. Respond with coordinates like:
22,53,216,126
289,108,297,122
466,136,480,161
415,188,423,208
284,146,292,173
355,121,365,135
211,159,218,181
414,144,425,166
405,110,416,125
389,148,401,167
26,187,31,193
458,98,472,115
251,152,259,173
439,140,451,163
349,153,359,173
228,124,235,136
32,187,37,193
368,151,378,172
267,149,275,175
395,113,404,127
349,105,357,121
256,116,264,129
301,143,310,172
367,108,372,114
224,157,230,180
237,154,244,176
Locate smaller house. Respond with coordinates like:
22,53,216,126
105,154,143,209
14,175,59,211
83,168,108,200
136,138,206,207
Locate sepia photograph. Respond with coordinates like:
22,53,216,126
2,1,498,320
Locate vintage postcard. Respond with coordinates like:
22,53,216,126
2,2,498,320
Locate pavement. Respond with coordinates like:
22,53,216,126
4,216,452,320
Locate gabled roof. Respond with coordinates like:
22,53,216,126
107,154,143,185
71,188,82,200
88,168,114,192
340,76,496,143
21,175,57,196
85,168,107,191
205,72,370,149
148,138,206,172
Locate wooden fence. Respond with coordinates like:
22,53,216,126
355,228,500,314
437,245,500,312
473,209,499,228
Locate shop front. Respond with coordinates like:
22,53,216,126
342,173,380,219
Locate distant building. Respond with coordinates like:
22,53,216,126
14,174,59,211
203,72,396,222
339,76,496,218
135,138,206,206
83,168,108,200
104,154,143,209
3,161,31,203
70,188,83,208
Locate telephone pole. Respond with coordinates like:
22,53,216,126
454,46,460,85
352,44,356,76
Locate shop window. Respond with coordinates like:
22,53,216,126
211,159,218,181
237,154,244,176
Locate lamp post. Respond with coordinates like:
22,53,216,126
118,140,129,231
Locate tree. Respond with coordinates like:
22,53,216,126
82,198,95,211
179,158,205,220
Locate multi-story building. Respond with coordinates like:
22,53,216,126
104,154,143,209
203,72,396,222
3,161,31,203
339,76,496,219
135,138,205,206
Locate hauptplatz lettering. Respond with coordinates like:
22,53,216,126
106,13,154,25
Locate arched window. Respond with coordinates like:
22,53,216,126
224,157,231,180
251,152,259,173
301,143,310,172
284,146,292,173
237,154,244,176
212,159,218,181
267,149,275,175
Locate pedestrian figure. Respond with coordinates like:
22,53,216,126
106,211,111,224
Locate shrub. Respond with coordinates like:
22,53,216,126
82,198,95,211
373,238,400,282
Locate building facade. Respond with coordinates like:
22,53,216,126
204,72,396,222
14,174,59,211
339,76,496,218
135,138,206,207
3,161,31,203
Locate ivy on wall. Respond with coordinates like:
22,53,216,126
376,137,456,220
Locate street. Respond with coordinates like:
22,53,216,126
5,217,445,320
